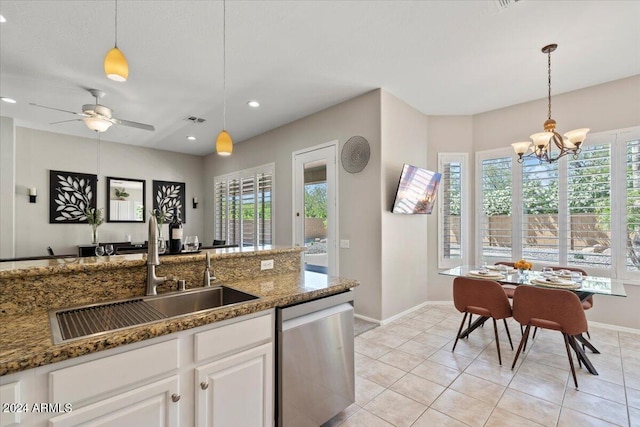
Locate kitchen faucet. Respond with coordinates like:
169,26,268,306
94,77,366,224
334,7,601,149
203,251,215,287
146,215,167,296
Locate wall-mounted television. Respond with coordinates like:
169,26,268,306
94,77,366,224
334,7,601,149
391,164,442,214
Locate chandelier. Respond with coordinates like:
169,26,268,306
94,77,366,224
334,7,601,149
511,44,589,164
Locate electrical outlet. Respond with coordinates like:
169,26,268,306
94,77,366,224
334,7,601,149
261,259,274,270
340,239,350,249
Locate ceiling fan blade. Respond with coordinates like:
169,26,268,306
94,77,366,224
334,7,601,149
111,117,155,131
50,119,82,125
29,102,88,117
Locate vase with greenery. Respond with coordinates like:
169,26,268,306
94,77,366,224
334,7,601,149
115,187,129,200
86,207,104,244
152,209,168,239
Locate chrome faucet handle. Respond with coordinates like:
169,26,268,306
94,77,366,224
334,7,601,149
206,252,211,269
203,252,214,287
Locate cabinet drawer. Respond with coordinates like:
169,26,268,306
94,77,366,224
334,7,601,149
194,312,273,362
0,382,21,427
50,339,178,404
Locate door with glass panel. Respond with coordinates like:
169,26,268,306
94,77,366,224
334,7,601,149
293,144,337,276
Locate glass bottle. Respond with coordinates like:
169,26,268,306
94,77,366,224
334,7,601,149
169,208,183,254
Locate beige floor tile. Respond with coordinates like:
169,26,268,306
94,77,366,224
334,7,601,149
356,358,406,388
516,359,569,387
396,340,440,358
430,388,494,427
378,349,424,372
389,373,445,406
450,339,487,358
412,331,453,348
464,359,516,386
428,348,475,371
411,359,461,387
338,408,392,427
354,336,393,359
574,361,625,386
557,407,620,427
563,388,629,426
322,404,361,427
400,318,438,332
364,389,426,427
369,331,410,349
568,373,626,404
411,408,470,427
628,386,640,409
449,372,506,406
509,371,566,404
354,375,385,407
629,406,640,427
383,324,422,339
426,323,458,339
484,407,545,427
496,388,561,426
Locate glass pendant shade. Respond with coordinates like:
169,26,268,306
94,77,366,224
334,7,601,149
530,132,553,149
104,47,129,82
83,117,113,133
216,130,233,156
564,128,590,144
511,141,531,155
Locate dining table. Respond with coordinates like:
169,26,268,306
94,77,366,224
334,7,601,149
440,265,628,376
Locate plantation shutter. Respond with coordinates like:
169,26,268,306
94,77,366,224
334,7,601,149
567,144,611,269
214,180,228,243
257,172,273,245
241,176,255,246
627,139,640,272
441,160,462,264
521,159,559,263
480,157,513,261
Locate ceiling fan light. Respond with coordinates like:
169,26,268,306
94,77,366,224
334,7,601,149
104,46,129,82
83,117,113,132
216,130,233,156
564,128,590,144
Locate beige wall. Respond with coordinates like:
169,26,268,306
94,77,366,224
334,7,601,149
0,116,15,258
428,75,640,329
9,128,205,256
380,91,429,320
204,90,384,320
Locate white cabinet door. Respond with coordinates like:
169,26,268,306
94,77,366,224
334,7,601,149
196,343,273,427
49,375,180,427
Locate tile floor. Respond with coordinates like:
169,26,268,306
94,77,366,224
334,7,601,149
324,303,640,427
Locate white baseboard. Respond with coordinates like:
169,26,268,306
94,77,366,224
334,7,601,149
588,321,640,335
353,313,382,325
355,301,431,326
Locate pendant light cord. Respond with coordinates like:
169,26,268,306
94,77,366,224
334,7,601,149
222,0,227,130
114,0,119,47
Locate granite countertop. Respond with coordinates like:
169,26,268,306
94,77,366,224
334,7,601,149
0,270,358,376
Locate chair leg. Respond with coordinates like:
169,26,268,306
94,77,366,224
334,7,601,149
532,326,538,339
563,333,579,389
493,318,502,365
512,325,531,370
503,319,514,350
568,336,583,368
468,314,472,338
452,312,468,352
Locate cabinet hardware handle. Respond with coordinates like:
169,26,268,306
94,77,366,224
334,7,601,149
200,381,209,390
171,393,181,403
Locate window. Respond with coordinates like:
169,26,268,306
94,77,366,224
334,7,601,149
476,127,640,280
214,163,274,247
438,153,469,268
478,154,513,263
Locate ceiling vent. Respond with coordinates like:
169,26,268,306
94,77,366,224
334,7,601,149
494,0,520,10
184,116,206,124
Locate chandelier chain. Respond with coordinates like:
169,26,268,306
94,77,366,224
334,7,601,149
222,0,226,130
114,0,118,47
547,48,552,121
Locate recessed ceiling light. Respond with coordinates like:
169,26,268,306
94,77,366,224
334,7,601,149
0,15,6,23
247,100,260,108
186,136,196,141
0,97,17,104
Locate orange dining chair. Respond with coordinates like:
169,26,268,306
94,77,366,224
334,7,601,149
550,266,592,340
511,285,589,389
452,277,513,365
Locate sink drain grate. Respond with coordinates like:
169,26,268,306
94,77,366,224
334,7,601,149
55,299,167,341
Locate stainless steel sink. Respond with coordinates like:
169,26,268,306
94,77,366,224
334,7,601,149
144,286,259,318
49,286,259,344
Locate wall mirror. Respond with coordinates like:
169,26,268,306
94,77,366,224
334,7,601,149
106,177,146,223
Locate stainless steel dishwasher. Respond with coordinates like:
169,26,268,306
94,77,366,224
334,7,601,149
277,290,355,427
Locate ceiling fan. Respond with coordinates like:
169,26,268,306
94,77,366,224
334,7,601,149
29,89,155,133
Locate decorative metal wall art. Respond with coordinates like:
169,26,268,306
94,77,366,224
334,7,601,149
49,170,98,223
152,180,186,223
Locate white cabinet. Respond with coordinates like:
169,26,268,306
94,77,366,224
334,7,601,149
48,375,179,427
196,343,273,427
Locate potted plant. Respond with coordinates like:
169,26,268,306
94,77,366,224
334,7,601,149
115,188,129,200
152,209,168,239
85,207,104,244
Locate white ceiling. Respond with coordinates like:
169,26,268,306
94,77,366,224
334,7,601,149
0,0,638,156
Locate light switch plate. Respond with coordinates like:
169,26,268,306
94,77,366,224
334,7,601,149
261,259,274,270
340,239,350,249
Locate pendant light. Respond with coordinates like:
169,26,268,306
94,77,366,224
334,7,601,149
104,0,129,82
216,0,233,156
